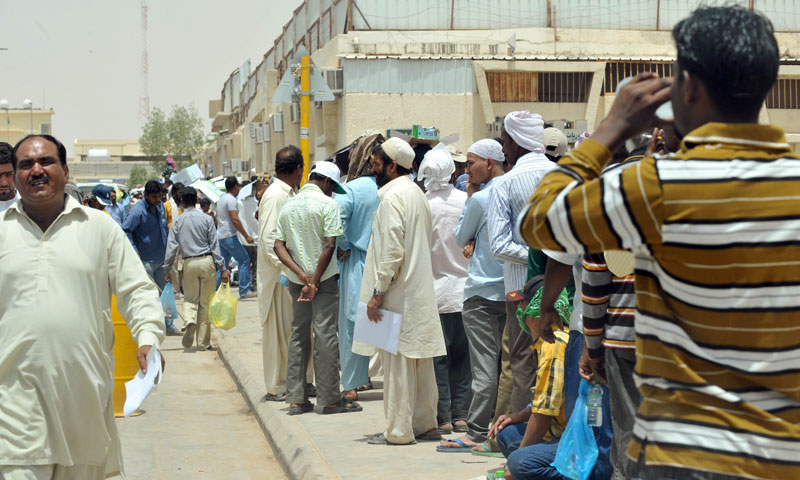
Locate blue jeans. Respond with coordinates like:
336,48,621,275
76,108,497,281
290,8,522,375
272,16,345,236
565,331,613,480
497,424,565,480
142,260,173,330
217,236,251,297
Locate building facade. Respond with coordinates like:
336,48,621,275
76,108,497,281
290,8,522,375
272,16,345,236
0,107,55,146
199,0,800,177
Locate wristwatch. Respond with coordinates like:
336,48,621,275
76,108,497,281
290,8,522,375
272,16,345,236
373,288,386,297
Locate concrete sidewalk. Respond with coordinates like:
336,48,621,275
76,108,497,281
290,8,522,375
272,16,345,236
214,296,505,480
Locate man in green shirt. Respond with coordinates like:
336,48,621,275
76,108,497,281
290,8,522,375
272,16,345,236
274,161,358,415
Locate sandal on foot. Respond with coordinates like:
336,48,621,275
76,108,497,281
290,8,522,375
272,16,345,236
471,442,505,458
323,398,363,414
438,423,454,435
415,431,443,442
436,438,475,453
356,380,374,392
287,402,314,415
453,419,468,433
264,392,287,402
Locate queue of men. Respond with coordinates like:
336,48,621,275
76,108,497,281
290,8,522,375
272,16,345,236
1,5,798,480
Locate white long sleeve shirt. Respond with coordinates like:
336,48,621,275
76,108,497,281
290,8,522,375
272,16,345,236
0,195,165,475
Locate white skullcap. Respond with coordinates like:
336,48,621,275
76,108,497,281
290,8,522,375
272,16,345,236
417,144,454,192
503,111,545,154
467,139,505,162
382,137,415,169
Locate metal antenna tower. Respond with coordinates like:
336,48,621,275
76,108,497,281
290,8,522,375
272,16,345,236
138,0,150,121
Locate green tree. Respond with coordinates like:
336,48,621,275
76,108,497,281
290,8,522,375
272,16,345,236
139,104,204,172
127,164,155,188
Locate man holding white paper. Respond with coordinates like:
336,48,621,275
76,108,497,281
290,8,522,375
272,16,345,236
353,137,446,446
0,134,165,479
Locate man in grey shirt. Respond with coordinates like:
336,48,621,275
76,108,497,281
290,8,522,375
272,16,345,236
164,186,229,350
217,176,254,299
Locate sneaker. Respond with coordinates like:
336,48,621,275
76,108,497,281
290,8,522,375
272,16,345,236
239,292,256,300
182,323,197,348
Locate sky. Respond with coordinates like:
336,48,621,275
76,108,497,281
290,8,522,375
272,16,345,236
0,0,299,156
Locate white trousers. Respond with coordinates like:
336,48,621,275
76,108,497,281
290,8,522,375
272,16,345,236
381,351,438,444
0,464,104,480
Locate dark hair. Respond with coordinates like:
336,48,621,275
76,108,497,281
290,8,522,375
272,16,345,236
275,145,304,175
673,6,779,117
308,172,327,183
395,164,412,176
182,191,197,206
0,142,12,165
172,182,184,191
224,176,239,191
199,197,211,208
11,134,67,170
412,144,431,168
144,179,162,195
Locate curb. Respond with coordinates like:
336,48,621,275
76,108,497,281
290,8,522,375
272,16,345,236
214,330,340,480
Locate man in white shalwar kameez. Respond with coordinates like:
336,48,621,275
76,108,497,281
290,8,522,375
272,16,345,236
0,134,165,479
257,146,309,401
354,137,447,446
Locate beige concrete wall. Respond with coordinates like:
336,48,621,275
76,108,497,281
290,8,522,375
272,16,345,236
74,139,142,157
0,110,55,145
493,103,588,123
342,93,480,151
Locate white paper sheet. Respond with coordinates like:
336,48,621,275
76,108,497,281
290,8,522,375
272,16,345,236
123,348,162,418
353,302,403,355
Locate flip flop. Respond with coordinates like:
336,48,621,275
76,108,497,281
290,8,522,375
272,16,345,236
471,442,505,458
436,438,475,453
264,392,287,402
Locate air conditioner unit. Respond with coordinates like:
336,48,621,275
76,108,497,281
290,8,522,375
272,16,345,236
262,123,271,142
40,123,52,135
231,158,242,172
250,123,257,138
324,68,344,95
255,123,264,143
290,102,300,124
273,111,284,132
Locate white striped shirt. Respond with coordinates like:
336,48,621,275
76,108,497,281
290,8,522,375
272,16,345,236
487,152,554,293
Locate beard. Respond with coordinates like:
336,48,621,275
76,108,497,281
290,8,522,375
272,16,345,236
375,164,391,187
0,188,15,201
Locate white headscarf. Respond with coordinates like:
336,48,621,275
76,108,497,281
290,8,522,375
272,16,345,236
503,111,545,154
417,144,454,192
467,139,505,162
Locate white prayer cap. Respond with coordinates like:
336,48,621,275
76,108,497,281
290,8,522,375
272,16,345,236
381,137,415,169
467,138,505,162
503,111,545,153
418,144,455,192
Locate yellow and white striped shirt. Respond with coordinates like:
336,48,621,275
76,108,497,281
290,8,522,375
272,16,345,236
519,123,800,479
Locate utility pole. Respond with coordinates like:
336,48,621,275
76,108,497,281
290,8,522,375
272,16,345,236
299,55,311,186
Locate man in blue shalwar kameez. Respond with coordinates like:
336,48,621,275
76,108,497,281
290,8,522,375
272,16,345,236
335,134,383,404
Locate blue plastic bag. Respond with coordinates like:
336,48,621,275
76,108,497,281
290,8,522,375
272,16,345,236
160,282,178,321
552,379,599,480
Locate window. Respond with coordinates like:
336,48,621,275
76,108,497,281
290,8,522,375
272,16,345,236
486,71,591,103
604,62,673,94
766,79,800,109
